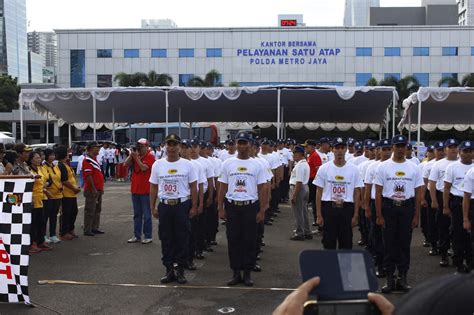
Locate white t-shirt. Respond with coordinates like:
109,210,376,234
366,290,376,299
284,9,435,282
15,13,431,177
462,167,474,196
219,150,237,162
76,154,85,174
345,152,354,161
313,161,364,202
190,159,207,189
317,150,329,164
350,155,369,166
327,151,335,161
418,159,430,175
154,149,164,160
278,148,291,166
253,156,273,182
97,147,106,165
444,161,473,198
195,156,214,193
407,157,420,165
429,158,458,192
272,151,283,166
218,157,267,201
106,148,116,163
149,158,198,199
365,160,382,200
374,159,424,200
289,159,310,185
358,159,375,183
258,152,280,170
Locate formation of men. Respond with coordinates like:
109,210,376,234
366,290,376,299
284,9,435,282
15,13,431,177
145,132,473,291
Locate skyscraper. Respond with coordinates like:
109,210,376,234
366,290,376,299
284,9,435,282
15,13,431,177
28,31,58,68
0,0,28,83
458,0,474,25
344,0,380,27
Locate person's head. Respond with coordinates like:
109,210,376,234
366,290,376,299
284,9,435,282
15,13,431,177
27,151,42,168
354,142,363,156
332,137,347,159
179,140,191,159
136,138,149,156
302,139,317,154
426,145,435,160
367,142,377,159
444,139,459,160
319,138,330,153
235,132,252,156
433,141,445,160
54,145,68,161
164,134,181,159
86,141,101,157
14,143,32,162
391,135,408,160
189,139,201,158
378,139,392,161
363,139,373,157
205,143,214,157
103,142,110,149
292,146,305,162
226,138,236,152
43,148,56,163
199,141,208,157
4,150,18,165
347,138,355,153
406,144,414,158
459,141,473,164
253,141,261,155
260,139,271,154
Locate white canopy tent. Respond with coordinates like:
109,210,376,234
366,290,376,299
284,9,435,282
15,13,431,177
399,87,474,144
19,85,398,142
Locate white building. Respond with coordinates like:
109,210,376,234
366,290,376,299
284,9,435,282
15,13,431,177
56,25,474,89
141,19,177,29
28,31,58,68
344,0,380,27
458,0,474,25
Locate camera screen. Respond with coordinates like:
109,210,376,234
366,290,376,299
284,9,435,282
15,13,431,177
337,253,369,291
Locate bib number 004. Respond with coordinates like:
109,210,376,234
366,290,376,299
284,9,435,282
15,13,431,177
332,186,346,194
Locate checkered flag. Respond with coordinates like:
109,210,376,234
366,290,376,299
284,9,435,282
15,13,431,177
0,177,34,304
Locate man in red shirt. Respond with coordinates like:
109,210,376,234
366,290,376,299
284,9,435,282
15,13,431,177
82,141,105,236
124,138,156,244
302,139,322,226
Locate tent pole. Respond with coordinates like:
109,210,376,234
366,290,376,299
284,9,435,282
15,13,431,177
178,107,182,138
189,122,192,138
165,90,169,136
46,111,49,146
408,109,411,143
417,99,422,147
19,94,24,143
112,108,116,143
392,92,396,137
68,123,72,148
386,108,389,138
277,89,281,139
93,95,97,141
281,107,284,139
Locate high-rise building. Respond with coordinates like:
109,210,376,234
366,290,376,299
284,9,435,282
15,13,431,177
344,0,380,27
0,0,28,83
28,31,58,68
458,0,474,25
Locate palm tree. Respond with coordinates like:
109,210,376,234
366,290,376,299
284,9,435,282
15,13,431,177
397,75,420,101
366,77,378,86
438,74,474,87
186,69,223,87
114,71,173,87
144,71,173,86
228,81,240,87
461,74,474,87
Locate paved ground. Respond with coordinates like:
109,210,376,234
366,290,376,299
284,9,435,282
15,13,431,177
0,181,456,314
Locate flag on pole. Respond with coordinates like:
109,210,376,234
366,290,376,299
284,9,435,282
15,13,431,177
0,178,34,304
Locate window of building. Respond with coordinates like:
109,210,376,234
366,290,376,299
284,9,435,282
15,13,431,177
413,73,429,87
384,47,401,56
356,47,372,56
384,73,401,80
440,73,458,86
70,50,85,88
413,47,429,56
124,49,140,58
442,47,458,56
179,74,194,86
356,73,372,86
151,49,167,58
214,74,223,85
206,48,222,57
97,75,112,87
179,49,195,58
471,47,474,56
97,49,112,58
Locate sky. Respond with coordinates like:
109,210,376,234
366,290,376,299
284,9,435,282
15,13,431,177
26,0,422,32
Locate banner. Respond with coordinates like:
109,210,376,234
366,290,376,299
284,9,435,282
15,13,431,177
0,178,34,304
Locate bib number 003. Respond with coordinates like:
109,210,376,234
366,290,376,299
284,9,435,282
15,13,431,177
164,184,177,193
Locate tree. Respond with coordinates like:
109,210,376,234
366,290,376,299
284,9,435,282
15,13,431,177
186,69,223,87
114,71,173,87
437,74,474,87
0,75,20,112
366,77,378,86
143,71,173,86
228,81,240,87
461,74,474,87
397,75,420,101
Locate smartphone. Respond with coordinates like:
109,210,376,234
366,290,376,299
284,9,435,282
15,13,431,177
299,250,378,300
303,300,381,315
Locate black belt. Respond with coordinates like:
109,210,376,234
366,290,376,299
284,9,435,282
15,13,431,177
383,197,414,207
322,201,354,209
226,199,257,206
450,194,463,203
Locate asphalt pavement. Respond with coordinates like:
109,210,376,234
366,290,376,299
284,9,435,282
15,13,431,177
0,181,455,314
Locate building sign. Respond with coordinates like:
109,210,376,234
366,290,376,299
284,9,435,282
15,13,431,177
236,41,342,65
280,19,297,27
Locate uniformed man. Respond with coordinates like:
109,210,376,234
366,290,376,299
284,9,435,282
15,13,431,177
218,132,268,286
423,141,445,256
418,145,435,248
444,140,473,273
314,137,363,249
350,139,373,166
406,144,420,165
462,153,474,272
375,135,423,293
206,142,222,246
317,137,331,164
219,138,237,162
259,139,281,225
302,139,322,227
150,134,198,284
357,141,376,247
429,139,459,267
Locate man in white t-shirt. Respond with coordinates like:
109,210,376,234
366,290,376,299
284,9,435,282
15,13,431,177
317,137,331,164
205,143,222,246
314,137,363,250
429,138,459,267
462,155,474,272
217,132,268,287
444,140,473,273
219,139,237,162
374,135,424,294
149,134,198,285
406,144,420,165
289,146,311,241
418,144,435,247
259,139,282,225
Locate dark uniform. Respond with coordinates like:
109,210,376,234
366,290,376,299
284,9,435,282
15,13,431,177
462,158,474,271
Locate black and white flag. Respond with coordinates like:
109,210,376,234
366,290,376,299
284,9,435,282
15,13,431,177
0,178,34,304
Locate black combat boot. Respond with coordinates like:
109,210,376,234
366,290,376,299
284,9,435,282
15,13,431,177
243,269,254,287
396,272,412,292
160,266,176,284
227,269,242,286
176,266,187,284
381,273,395,294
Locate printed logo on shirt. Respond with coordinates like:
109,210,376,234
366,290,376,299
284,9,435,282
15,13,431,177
237,167,248,172
392,181,406,199
335,175,344,181
234,176,247,193
168,169,178,174
395,171,406,177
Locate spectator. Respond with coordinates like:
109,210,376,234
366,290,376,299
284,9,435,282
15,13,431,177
115,145,127,181
0,145,5,174
125,139,155,244
13,143,33,175
2,150,17,175
76,148,86,188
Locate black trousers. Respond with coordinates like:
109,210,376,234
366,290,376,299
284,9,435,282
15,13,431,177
280,166,290,201
106,162,115,178
308,179,317,222
225,201,258,271
61,197,78,236
436,191,451,254
31,207,45,244
43,198,62,237
420,190,429,240
158,200,191,268
470,205,474,270
188,216,198,262
196,191,209,251
382,199,415,274
369,201,385,266
321,202,354,250
450,195,472,267
359,206,369,243
205,189,218,243
427,190,438,248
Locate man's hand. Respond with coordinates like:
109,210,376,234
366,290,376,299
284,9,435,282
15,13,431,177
130,151,139,160
189,207,198,218
218,207,226,220
291,195,297,205
443,207,452,217
151,204,158,218
74,186,81,194
431,200,439,210
464,219,471,231
197,204,203,215
376,216,385,227
411,216,419,229
421,199,427,207
205,198,213,208
316,216,323,227
273,277,320,315
365,209,371,219
367,293,395,315
351,216,358,227
256,210,265,223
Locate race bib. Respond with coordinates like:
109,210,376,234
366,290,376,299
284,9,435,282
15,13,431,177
331,182,347,202
162,179,179,197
